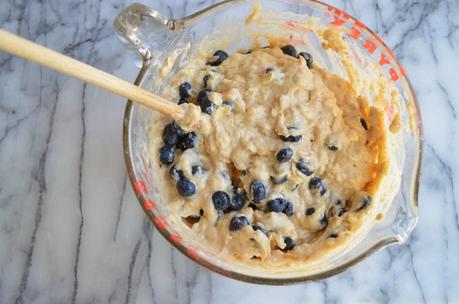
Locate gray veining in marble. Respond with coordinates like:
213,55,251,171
0,0,458,303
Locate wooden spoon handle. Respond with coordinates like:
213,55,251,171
0,29,183,117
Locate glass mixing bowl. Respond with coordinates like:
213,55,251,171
113,0,422,284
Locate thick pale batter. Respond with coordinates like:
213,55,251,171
151,44,387,266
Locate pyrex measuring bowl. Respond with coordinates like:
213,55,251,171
114,0,422,284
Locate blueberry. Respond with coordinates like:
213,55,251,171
328,232,339,238
177,179,196,197
305,207,315,216
328,145,339,151
250,180,266,203
319,213,328,227
197,88,211,102
267,197,288,213
201,100,216,115
191,165,199,175
270,175,288,185
360,118,368,130
338,208,347,217
159,145,174,165
230,188,246,211
279,135,302,143
282,237,296,251
252,224,269,237
299,52,313,69
356,195,372,211
176,132,198,151
281,45,298,58
329,197,346,217
325,137,339,151
229,215,250,231
283,201,294,217
208,50,229,66
212,191,230,211
179,82,192,99
177,98,188,105
191,165,203,175
309,177,327,196
296,159,313,176
197,89,216,115
169,165,184,182
162,121,184,146
203,74,211,88
276,148,294,163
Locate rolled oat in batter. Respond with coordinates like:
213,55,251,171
152,43,387,266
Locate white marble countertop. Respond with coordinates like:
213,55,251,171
1,0,458,303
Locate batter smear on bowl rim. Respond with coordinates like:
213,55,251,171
151,40,389,266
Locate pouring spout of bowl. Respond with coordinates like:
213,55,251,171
113,3,179,63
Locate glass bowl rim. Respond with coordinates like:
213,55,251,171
120,0,423,284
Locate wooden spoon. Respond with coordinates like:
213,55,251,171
0,29,184,118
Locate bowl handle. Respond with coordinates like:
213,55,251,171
113,3,178,62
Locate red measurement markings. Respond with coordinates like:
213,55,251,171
170,233,182,245
327,6,403,82
143,199,155,210
349,19,365,40
154,215,166,230
133,180,147,196
186,247,199,260
328,5,350,26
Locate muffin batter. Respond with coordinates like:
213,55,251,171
151,43,387,265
